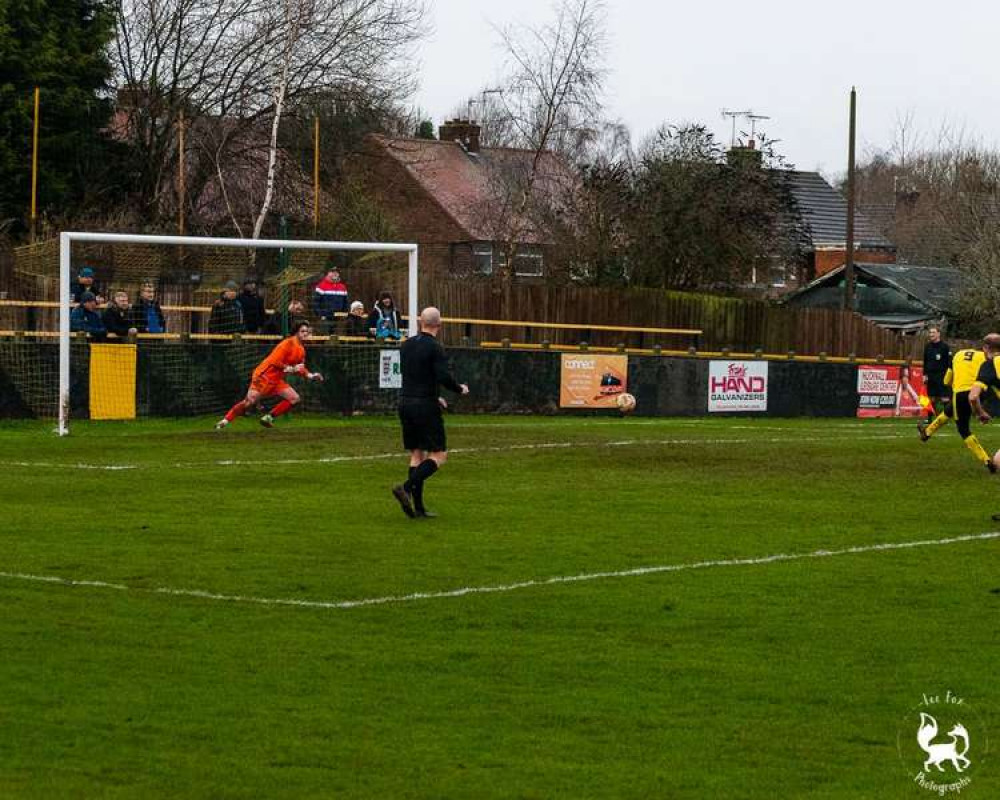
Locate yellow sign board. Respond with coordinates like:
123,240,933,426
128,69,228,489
559,353,628,408
89,343,137,420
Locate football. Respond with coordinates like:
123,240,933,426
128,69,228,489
616,392,636,413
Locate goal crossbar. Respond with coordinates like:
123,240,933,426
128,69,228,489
58,232,419,435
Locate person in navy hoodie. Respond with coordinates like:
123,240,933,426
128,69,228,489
70,292,107,339
313,267,349,332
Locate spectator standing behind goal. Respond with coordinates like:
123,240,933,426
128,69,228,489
238,279,267,333
263,299,310,335
71,266,103,304
392,307,469,519
313,267,349,332
208,281,245,334
922,326,951,420
345,300,369,338
133,283,165,333
103,291,138,339
70,291,106,339
368,291,402,340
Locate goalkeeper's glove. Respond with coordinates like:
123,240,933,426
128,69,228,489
308,372,324,382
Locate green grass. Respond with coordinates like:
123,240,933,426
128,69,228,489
1,414,998,798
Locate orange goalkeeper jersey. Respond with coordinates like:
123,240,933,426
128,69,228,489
253,336,307,383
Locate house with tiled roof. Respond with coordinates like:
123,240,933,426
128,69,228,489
355,121,573,280
784,170,897,279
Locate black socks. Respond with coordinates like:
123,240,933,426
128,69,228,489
405,459,439,512
407,466,423,512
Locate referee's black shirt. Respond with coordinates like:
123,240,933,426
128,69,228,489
399,332,462,400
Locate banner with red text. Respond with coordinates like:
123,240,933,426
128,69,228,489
857,365,928,418
708,361,769,412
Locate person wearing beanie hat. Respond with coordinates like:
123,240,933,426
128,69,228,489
313,266,349,332
208,281,245,334
71,265,103,304
70,291,107,339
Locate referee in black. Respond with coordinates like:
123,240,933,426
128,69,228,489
392,307,469,518
922,325,951,420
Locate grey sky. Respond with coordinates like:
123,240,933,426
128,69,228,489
414,0,1000,176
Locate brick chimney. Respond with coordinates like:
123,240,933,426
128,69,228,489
726,139,763,168
438,119,481,153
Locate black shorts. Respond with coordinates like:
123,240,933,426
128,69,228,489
926,375,949,399
952,391,972,439
399,399,446,452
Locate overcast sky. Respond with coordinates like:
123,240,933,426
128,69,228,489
414,0,1000,177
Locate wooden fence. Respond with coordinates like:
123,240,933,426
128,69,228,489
0,240,919,360
417,277,919,359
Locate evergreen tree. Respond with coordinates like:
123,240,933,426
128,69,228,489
415,120,435,140
0,0,117,231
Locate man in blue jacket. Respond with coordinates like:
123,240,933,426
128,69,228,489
70,292,107,339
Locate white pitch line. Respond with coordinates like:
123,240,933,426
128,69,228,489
0,433,910,471
2,532,997,612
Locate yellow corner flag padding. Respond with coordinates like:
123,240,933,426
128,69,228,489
89,343,137,420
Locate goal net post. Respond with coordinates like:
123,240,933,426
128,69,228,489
55,232,418,435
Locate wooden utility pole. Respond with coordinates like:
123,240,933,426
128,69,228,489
844,87,857,311
30,87,40,242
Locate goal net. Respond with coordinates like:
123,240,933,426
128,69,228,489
0,233,418,433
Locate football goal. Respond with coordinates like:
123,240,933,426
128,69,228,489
33,232,419,434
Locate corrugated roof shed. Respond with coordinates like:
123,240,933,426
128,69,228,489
859,262,968,314
783,261,969,330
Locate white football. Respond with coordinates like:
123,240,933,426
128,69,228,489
616,393,636,413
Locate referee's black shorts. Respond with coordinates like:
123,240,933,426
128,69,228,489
398,398,447,452
926,374,948,399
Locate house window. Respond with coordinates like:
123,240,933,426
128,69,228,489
471,243,544,277
472,243,493,276
769,263,787,288
513,246,544,277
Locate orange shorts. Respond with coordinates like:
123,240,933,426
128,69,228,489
250,374,290,396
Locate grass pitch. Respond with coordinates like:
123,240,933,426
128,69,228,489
0,415,997,798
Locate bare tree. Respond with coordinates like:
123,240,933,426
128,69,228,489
487,0,606,279
112,0,425,232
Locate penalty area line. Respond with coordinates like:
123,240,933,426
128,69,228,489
1,532,997,613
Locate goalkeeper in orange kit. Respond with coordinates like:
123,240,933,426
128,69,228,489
216,321,324,429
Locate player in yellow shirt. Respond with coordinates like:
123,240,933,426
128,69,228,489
918,334,1000,473
969,339,1000,475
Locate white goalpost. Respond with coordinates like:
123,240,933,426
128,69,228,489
57,232,419,435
